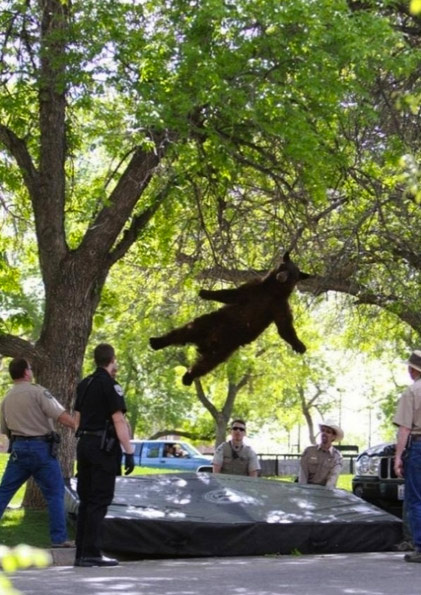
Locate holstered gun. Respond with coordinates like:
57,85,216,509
46,431,61,457
100,420,116,453
7,431,14,454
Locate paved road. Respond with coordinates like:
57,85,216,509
8,552,421,595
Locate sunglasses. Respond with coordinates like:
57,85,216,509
232,426,246,432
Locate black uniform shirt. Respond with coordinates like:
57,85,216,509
75,367,127,431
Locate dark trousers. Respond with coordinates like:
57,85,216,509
75,436,119,559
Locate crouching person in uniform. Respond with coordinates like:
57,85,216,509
0,357,75,548
212,419,261,477
298,421,344,488
73,343,134,568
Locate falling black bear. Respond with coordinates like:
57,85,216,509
149,252,310,385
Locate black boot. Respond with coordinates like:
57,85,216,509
75,555,119,567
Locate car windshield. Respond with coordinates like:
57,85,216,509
130,440,205,458
178,443,202,457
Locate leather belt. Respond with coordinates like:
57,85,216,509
78,430,104,437
411,434,421,442
12,435,48,441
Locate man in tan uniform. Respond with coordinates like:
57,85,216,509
0,357,75,547
393,350,421,563
213,419,261,476
298,420,344,488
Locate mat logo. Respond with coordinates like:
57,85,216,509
204,488,263,506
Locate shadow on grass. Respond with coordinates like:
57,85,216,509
0,508,75,548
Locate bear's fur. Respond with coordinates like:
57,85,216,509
149,252,310,385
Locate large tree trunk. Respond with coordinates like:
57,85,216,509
13,0,165,505
20,262,107,506
214,412,231,448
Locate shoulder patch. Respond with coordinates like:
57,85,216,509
43,389,53,400
114,384,124,397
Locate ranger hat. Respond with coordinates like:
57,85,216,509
408,350,421,373
319,420,344,442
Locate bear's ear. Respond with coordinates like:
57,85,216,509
299,271,311,280
282,251,290,262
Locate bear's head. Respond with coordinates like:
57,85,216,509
275,252,310,287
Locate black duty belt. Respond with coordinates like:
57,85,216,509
78,430,104,437
411,435,421,442
12,435,49,441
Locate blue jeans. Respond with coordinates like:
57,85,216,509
0,439,68,544
404,441,421,550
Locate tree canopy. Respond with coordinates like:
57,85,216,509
0,0,420,461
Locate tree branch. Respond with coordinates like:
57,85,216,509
177,252,421,335
220,372,251,419
147,429,214,441
109,180,174,265
35,0,69,268
236,371,252,392
194,378,220,419
305,276,421,334
79,140,167,263
0,333,38,361
0,123,39,198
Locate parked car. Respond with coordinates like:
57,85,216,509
130,439,213,472
352,442,404,518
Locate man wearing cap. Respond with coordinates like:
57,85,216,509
212,419,261,476
298,421,344,488
393,349,421,563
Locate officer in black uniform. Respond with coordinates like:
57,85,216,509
73,343,134,567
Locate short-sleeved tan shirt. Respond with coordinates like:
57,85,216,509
393,378,421,432
0,381,65,436
298,445,343,488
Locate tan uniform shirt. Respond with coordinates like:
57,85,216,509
213,441,261,476
0,382,65,436
393,378,421,432
298,445,343,488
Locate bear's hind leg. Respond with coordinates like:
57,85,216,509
149,336,169,350
182,349,233,385
150,324,198,351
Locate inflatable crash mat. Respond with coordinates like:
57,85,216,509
65,473,402,557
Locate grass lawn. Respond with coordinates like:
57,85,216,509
0,454,170,548
0,452,353,548
0,453,64,548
